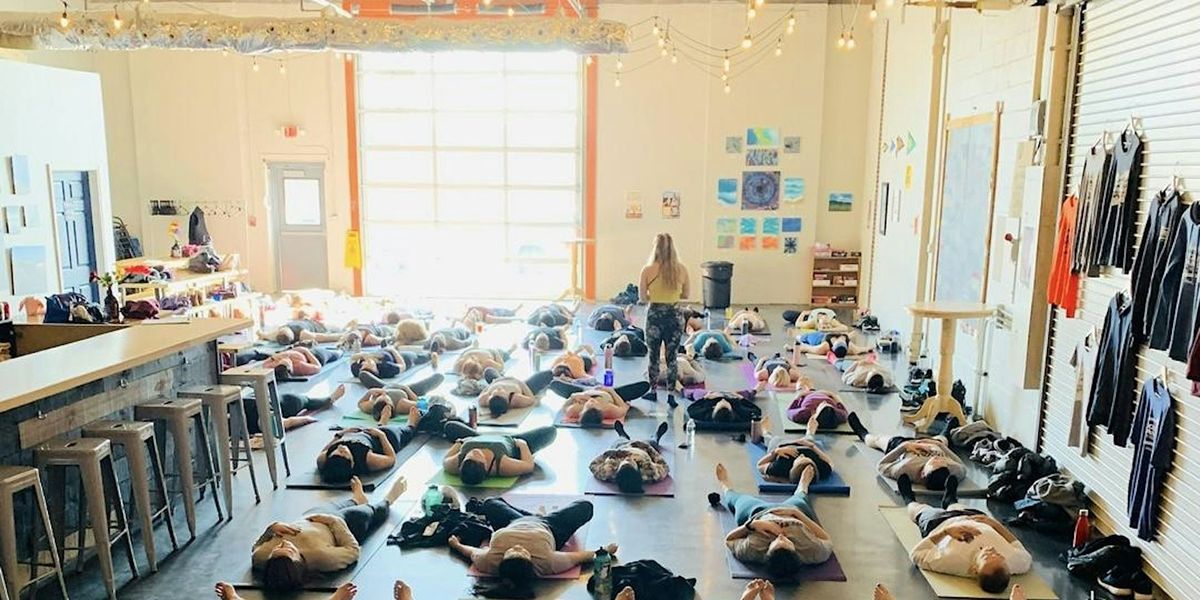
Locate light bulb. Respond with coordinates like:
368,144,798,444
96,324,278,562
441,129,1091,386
837,34,846,48
507,6,515,16
741,33,753,48
657,36,666,48
775,41,783,56
886,0,894,5
661,47,668,58
482,0,492,5
614,77,621,88
847,35,856,49
747,6,757,19
723,55,730,72
670,52,678,64
788,14,796,28
616,57,623,70
787,24,795,35
252,59,260,72
724,83,731,94
721,73,728,82
59,11,69,28
279,62,287,75
755,0,765,6
869,7,878,20
652,23,660,36
585,55,593,66
112,7,122,30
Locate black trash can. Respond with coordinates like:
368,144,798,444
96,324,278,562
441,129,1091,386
701,261,734,310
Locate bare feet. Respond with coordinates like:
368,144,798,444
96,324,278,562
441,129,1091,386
430,352,440,370
615,586,636,600
379,404,393,425
715,463,731,491
798,460,816,492
408,406,422,428
330,384,346,402
739,579,763,600
393,580,412,600
283,416,317,430
329,582,357,600
349,476,368,505
874,583,896,600
385,475,408,504
758,580,774,600
213,582,243,600
1010,584,1026,600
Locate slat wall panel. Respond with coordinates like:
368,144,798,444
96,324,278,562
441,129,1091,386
1039,1,1200,599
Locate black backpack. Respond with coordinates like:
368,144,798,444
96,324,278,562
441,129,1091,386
389,504,491,549
587,559,696,600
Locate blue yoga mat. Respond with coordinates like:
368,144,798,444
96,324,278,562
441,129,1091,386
746,442,850,496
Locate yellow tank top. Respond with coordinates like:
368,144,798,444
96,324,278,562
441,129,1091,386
646,268,684,304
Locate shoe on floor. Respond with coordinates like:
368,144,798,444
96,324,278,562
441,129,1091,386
1067,543,1139,579
1131,571,1154,600
1098,564,1143,597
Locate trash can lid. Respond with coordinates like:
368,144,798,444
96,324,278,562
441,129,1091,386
701,261,733,268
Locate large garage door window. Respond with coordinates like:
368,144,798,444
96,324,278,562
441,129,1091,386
357,51,581,300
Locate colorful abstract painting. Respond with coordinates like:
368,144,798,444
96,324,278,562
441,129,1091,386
746,149,779,167
716,218,737,235
717,178,738,206
742,171,780,211
717,235,735,249
781,217,802,233
739,236,757,251
739,217,757,235
746,128,780,147
762,217,781,235
828,192,853,212
784,237,798,254
783,177,805,202
762,237,780,251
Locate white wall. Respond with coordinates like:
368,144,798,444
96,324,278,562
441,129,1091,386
594,3,872,304
0,59,116,305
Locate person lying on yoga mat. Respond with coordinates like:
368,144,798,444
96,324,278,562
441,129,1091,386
685,390,762,425
355,373,446,423
441,425,558,484
244,388,343,435
351,348,437,387
215,581,359,600
754,353,807,389
448,498,615,593
453,347,512,381
477,371,554,418
783,308,850,332
651,347,705,388
757,418,835,484
261,347,327,378
261,318,336,346
725,307,767,334
422,326,475,353
715,462,834,577
871,583,1027,600
681,306,707,335
684,329,741,360
523,325,567,351
846,412,966,490
462,305,522,330
316,424,419,484
549,346,595,379
390,318,429,345
896,473,1032,594
245,475,407,591
795,332,870,359
527,303,574,328
785,390,849,432
841,359,894,393
603,325,649,357
588,304,634,332
589,421,670,493
551,379,652,418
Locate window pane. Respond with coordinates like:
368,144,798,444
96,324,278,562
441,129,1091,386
361,112,433,147
506,75,578,110
508,189,577,223
360,52,432,72
435,112,504,147
509,225,575,260
359,74,432,109
508,152,577,186
363,150,434,184
437,151,504,185
435,74,504,110
363,187,434,221
282,179,322,226
433,51,504,72
437,188,504,222
505,51,579,73
507,113,576,148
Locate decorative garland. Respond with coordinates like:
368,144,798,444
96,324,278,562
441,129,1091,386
0,10,628,54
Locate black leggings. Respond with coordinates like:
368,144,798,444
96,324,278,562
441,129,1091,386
360,371,445,392
645,304,683,388
782,310,803,324
306,499,390,542
549,380,651,402
244,394,328,435
476,498,593,550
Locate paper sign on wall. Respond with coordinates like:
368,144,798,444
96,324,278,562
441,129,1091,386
904,164,914,190
344,230,363,269
625,192,643,219
661,191,680,219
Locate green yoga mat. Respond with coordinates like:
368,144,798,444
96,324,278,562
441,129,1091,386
340,410,408,424
428,470,520,489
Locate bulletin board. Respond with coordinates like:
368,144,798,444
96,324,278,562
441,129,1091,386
932,110,1001,303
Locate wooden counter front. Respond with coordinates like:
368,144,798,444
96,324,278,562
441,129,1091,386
0,318,250,414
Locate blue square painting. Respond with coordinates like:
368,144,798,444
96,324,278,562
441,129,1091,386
717,178,738,206
762,217,781,235
781,217,802,233
739,217,757,235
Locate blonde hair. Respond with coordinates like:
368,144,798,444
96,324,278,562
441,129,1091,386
646,233,685,290
769,367,792,388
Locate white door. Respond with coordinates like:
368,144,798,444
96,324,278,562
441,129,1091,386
269,163,329,291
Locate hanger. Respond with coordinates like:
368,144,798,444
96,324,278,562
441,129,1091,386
1160,364,1170,387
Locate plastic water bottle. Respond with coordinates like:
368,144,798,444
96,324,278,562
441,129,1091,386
685,418,696,447
592,547,612,599
603,369,614,387
421,484,442,515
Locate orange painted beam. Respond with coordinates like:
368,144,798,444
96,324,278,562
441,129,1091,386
582,1,597,300
343,53,363,296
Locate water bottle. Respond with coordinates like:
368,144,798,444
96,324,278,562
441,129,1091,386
592,547,612,599
468,405,478,428
421,485,442,515
685,418,696,447
603,369,614,387
603,344,614,370
750,416,763,445
1072,509,1091,548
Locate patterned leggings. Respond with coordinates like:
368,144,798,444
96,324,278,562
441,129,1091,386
645,303,683,388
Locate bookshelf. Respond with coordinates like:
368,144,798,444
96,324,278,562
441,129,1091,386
810,253,860,309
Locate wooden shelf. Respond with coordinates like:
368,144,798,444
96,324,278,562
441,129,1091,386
811,302,859,308
810,249,860,310
812,284,859,288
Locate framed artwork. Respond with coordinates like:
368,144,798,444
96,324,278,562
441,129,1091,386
717,178,738,206
725,137,744,153
746,128,780,147
783,178,805,202
7,155,30,195
746,149,779,167
828,192,853,212
742,171,780,211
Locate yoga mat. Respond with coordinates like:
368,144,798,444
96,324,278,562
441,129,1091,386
746,443,849,496
339,410,409,425
285,436,426,491
584,449,675,497
877,506,1057,599
718,509,846,582
879,473,987,499
467,494,591,580
476,405,533,428
428,469,521,489
774,396,856,435
554,407,618,429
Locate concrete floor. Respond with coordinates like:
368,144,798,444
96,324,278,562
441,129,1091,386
55,306,1093,600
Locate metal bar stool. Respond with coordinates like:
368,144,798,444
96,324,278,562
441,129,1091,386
81,421,179,572
135,398,223,540
219,366,291,488
177,384,261,514
36,438,138,600
0,466,68,600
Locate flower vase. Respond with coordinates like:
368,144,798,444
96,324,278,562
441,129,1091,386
105,285,122,323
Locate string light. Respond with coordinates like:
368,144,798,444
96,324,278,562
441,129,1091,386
755,0,765,6
746,0,756,20
616,55,623,70
670,50,678,64
58,2,69,28
614,76,621,88
846,34,856,49
660,46,668,58
279,61,287,75
885,0,894,5
585,55,593,66
724,82,731,94
787,13,796,34
775,37,783,57
482,0,492,5
112,6,122,30
721,72,728,82
837,33,846,48
869,4,878,20
741,31,753,49
657,35,666,48
252,58,260,72
723,52,730,72
652,20,660,36
507,6,515,17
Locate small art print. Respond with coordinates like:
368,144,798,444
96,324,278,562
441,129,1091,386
739,236,757,251
716,218,737,235
717,179,738,206
742,171,781,211
781,217,802,233
762,217,781,235
725,137,744,153
783,136,802,154
746,149,779,167
828,192,853,212
717,235,735,249
661,191,680,219
746,127,780,147
784,237,798,254
762,237,780,251
739,217,757,235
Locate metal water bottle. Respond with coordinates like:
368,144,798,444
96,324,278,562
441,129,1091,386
468,405,478,429
750,416,764,445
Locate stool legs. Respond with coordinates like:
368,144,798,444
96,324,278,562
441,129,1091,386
147,438,180,554
100,456,140,580
230,396,261,504
79,455,131,600
207,401,235,518
0,476,69,600
267,384,292,478
251,380,280,488
193,412,224,523
124,440,158,571
165,415,199,539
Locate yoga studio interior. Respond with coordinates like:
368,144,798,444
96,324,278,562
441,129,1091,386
0,0,1197,599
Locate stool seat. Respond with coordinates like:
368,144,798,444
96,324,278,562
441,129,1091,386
178,383,261,515
0,466,38,490
178,384,243,399
36,437,112,462
84,420,156,442
136,397,203,420
0,466,68,600
220,367,290,488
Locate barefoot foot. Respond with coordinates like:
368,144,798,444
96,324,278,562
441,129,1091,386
214,582,244,600
329,582,357,600
1010,584,1026,600
385,475,408,503
283,416,317,430
874,583,896,600
330,384,346,402
393,580,413,600
350,476,368,505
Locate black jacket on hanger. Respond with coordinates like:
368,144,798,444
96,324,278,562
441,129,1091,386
1130,189,1185,340
188,207,211,245
1072,137,1115,277
1095,128,1143,271
1086,292,1136,447
1148,203,1200,359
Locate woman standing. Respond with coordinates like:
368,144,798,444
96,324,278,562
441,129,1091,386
639,233,690,400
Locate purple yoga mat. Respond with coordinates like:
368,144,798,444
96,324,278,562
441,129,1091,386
467,494,591,580
584,452,676,497
718,507,847,582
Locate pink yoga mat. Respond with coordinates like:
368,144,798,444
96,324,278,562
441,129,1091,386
584,452,676,497
554,408,618,429
467,494,591,580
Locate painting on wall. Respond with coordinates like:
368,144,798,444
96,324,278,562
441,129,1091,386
725,137,744,153
828,192,853,212
783,136,802,154
781,217,802,233
783,177,805,203
661,191,680,219
10,245,47,295
716,217,737,235
741,171,780,211
717,235,735,249
739,217,757,235
6,155,31,195
738,236,757,251
746,149,779,167
717,178,738,206
762,237,780,251
762,217,781,236
624,192,643,219
746,128,780,147
784,237,798,254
